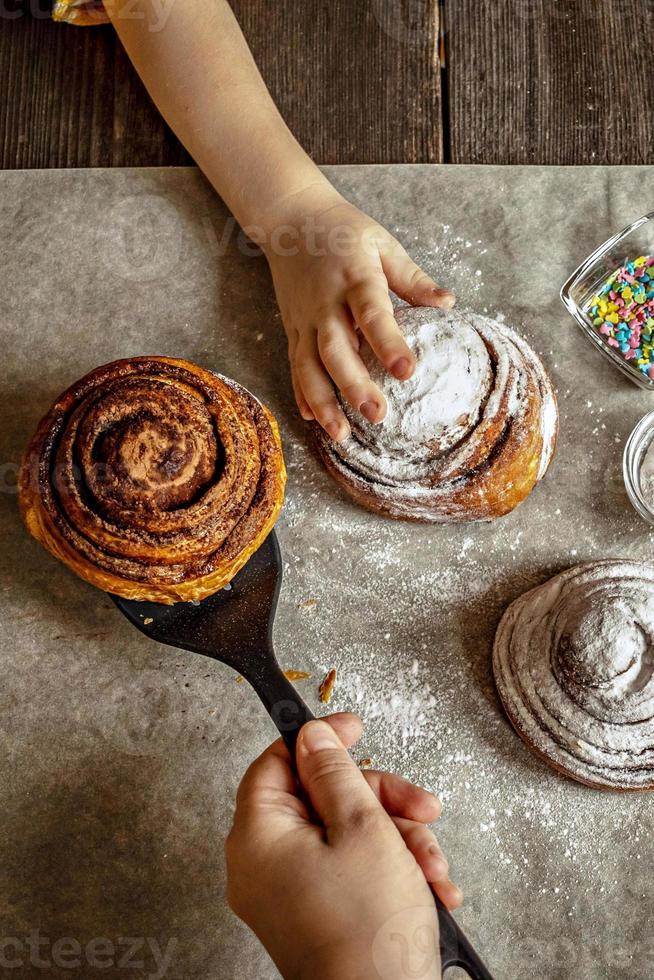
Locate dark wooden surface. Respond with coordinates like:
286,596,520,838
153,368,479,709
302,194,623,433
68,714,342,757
0,1,441,168
446,0,654,165
0,11,190,168
1,1,652,169
233,0,442,165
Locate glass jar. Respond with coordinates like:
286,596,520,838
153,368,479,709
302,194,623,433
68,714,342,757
560,212,654,390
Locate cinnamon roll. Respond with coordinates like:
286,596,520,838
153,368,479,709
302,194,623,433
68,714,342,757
19,357,286,604
314,307,558,522
493,561,654,791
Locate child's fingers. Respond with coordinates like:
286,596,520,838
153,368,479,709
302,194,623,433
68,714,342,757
380,245,456,310
290,365,315,421
393,817,463,911
295,334,351,441
317,313,387,424
286,329,314,420
363,770,441,824
347,277,416,381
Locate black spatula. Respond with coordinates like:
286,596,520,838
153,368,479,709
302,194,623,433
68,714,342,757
111,530,495,979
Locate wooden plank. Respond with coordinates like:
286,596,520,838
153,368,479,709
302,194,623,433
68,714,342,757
0,11,189,169
446,0,654,165
232,0,442,164
0,2,441,169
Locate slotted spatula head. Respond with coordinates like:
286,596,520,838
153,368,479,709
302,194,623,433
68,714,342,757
110,529,314,744
110,530,282,670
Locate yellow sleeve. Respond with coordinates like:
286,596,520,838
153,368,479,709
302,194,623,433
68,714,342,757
52,0,110,25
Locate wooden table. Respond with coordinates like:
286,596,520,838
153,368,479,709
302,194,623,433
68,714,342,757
1,0,653,169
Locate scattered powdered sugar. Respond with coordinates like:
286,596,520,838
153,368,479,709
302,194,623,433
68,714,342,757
277,409,654,915
389,223,488,306
278,534,645,902
332,654,437,748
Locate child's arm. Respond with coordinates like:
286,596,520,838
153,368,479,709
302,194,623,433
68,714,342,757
107,0,455,440
226,713,461,979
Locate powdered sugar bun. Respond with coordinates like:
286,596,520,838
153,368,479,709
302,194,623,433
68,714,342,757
314,307,558,522
493,560,654,791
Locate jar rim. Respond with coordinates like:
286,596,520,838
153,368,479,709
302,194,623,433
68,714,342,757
623,410,654,525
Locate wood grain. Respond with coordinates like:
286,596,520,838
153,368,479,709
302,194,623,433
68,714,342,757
0,8,190,168
445,0,654,165
232,0,442,164
0,1,441,168
4,1,652,169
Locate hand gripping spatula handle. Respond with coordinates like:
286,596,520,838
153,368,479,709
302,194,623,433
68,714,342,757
111,531,495,978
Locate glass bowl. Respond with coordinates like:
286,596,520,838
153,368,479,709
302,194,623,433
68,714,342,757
560,211,654,389
623,410,654,525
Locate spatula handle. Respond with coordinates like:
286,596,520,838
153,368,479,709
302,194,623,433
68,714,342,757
247,662,316,756
435,895,495,978
246,669,495,979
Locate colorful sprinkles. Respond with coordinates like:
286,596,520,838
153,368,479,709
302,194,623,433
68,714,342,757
588,255,654,379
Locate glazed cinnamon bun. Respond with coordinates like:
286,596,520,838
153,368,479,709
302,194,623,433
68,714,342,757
314,307,558,522
19,357,286,604
493,560,654,791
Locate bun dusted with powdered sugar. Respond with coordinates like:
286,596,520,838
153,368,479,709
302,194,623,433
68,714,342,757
493,560,654,792
314,306,558,523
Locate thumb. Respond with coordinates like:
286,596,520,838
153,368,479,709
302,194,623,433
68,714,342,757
296,719,383,836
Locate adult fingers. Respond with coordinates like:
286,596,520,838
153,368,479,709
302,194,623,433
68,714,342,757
393,817,463,911
363,770,441,823
235,712,363,809
296,719,388,840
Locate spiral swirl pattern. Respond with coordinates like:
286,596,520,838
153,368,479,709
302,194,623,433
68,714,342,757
493,561,654,791
314,307,558,523
19,357,286,603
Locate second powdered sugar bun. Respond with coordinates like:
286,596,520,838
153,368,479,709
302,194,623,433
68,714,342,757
314,306,558,523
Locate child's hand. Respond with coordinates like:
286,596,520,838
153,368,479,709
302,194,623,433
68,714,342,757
262,187,456,441
225,713,461,980
107,6,453,444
